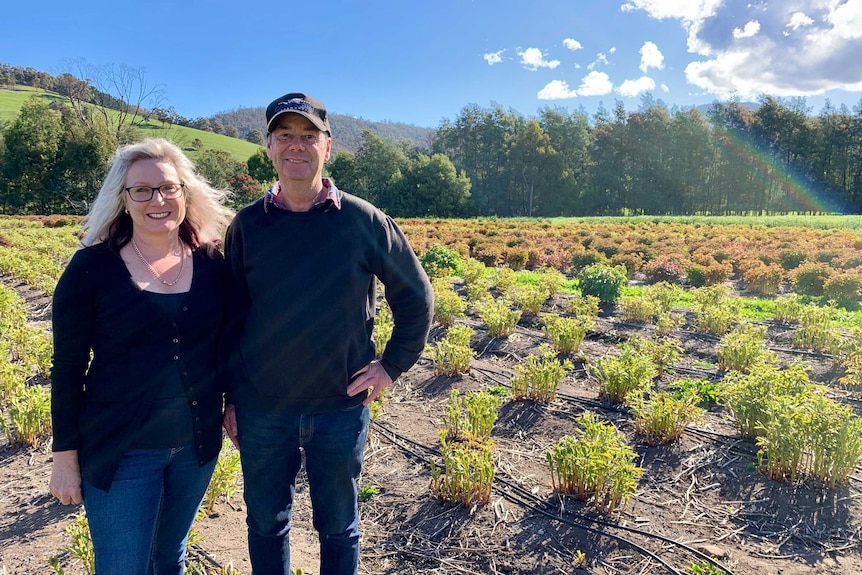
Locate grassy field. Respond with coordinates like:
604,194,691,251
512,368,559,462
0,86,261,162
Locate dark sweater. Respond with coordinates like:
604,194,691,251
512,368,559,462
224,191,433,414
51,243,227,491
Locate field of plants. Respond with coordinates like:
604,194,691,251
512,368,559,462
1,214,862,575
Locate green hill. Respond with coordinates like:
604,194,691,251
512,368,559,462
0,86,262,163
0,85,435,161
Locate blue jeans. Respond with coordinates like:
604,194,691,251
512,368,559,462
236,403,370,575
82,446,216,575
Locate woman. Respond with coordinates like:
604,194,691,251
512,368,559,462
49,138,234,575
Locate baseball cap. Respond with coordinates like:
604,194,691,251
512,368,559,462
266,93,331,135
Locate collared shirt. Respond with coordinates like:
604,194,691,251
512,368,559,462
263,177,342,213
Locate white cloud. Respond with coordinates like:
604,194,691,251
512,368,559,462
537,80,578,100
576,71,614,96
621,0,723,24
617,76,656,97
563,38,583,51
825,0,862,40
627,0,862,102
660,83,670,93
639,41,664,73
588,52,610,70
538,71,615,100
483,50,504,66
787,12,814,31
518,47,560,71
732,20,761,39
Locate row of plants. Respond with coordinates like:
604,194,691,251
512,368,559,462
405,217,862,308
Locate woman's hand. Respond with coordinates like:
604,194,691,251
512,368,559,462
49,450,83,505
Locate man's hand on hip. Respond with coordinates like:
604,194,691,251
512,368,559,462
348,360,392,405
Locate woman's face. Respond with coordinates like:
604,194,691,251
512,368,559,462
123,158,187,240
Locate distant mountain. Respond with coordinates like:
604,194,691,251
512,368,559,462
210,107,435,156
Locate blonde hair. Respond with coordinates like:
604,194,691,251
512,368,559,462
80,138,234,254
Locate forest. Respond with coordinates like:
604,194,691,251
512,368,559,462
1,62,861,218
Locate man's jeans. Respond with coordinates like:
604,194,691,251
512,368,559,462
82,446,216,575
236,403,370,575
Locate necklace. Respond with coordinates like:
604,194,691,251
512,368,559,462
131,238,186,287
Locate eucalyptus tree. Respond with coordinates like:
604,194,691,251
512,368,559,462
352,129,406,205
383,152,470,218
537,106,591,216
433,103,521,216
0,96,63,213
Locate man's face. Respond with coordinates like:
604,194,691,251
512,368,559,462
266,114,332,185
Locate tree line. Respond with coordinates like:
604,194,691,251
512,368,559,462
331,95,862,217
1,62,861,216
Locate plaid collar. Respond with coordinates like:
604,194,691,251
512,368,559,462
263,177,342,213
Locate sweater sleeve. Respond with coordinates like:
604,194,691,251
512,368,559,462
51,250,97,452
374,214,434,380
222,214,252,402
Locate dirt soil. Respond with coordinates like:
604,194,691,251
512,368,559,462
1,277,861,575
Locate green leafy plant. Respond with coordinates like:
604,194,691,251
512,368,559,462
540,312,591,355
373,300,394,359
756,393,811,483
619,293,657,324
545,412,643,514
444,388,503,441
431,278,467,327
628,391,704,445
510,344,573,403
685,559,724,575
666,377,718,409
536,265,566,298
567,294,600,319
691,285,742,335
717,323,776,373
5,383,51,448
475,297,521,338
492,266,517,294
201,439,242,514
792,303,838,351
430,429,495,508
49,512,94,575
576,263,627,304
420,243,462,279
462,257,493,301
774,293,805,323
626,335,682,377
426,325,474,376
510,284,547,315
358,484,381,502
588,345,655,405
719,362,812,438
805,393,862,488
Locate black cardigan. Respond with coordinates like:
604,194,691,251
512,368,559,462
51,242,226,491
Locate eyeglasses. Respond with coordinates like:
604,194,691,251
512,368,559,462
125,183,185,202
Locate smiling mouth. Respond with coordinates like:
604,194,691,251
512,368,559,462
147,212,170,219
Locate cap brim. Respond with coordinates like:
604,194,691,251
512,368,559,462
267,110,329,134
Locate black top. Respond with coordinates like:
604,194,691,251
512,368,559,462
51,242,228,491
224,190,434,414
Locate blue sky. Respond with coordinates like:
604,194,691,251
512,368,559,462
3,0,861,128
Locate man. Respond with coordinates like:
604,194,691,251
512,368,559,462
222,92,433,575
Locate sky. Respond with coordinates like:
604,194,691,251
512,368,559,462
3,0,862,128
